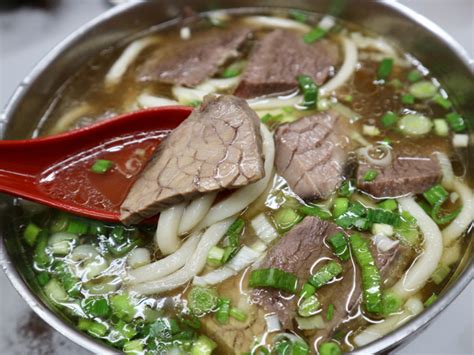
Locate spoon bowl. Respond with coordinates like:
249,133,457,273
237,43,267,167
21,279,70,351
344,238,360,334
0,106,192,222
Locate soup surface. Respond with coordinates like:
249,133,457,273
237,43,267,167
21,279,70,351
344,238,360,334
15,8,472,355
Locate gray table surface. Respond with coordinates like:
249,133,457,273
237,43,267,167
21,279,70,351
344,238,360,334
0,0,472,354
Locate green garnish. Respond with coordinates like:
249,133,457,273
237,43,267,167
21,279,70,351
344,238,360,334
297,74,318,109
363,169,379,182
380,112,397,127
308,261,343,289
248,268,298,293
91,159,114,174
303,27,326,43
377,58,394,80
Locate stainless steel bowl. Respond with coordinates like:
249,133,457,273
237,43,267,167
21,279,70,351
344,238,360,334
1,1,472,353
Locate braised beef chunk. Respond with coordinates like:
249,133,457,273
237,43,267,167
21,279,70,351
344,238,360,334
251,216,414,343
357,151,442,198
234,29,338,98
120,95,264,224
274,111,349,200
138,27,251,86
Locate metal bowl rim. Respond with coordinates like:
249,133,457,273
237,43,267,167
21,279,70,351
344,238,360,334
0,1,472,354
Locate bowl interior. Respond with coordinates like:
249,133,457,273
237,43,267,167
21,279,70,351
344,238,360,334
1,1,472,353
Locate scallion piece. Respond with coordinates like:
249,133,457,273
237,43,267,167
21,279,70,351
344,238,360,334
91,159,114,174
380,111,397,127
229,307,247,322
349,234,382,313
303,27,326,43
328,232,350,261
110,294,136,322
431,202,460,225
66,218,89,235
366,208,401,226
300,282,317,299
53,261,81,297
23,222,41,247
81,297,110,318
377,199,398,211
326,304,334,321
215,297,230,324
433,94,452,109
401,93,415,105
297,74,318,109
398,114,433,136
332,198,349,218
221,67,241,78
381,292,402,315
433,119,449,137
363,169,378,182
248,268,298,293
191,335,217,355
431,264,451,285
220,218,245,264
51,213,69,233
289,9,308,23
445,112,466,133
273,207,303,233
78,318,108,337
407,69,423,83
423,184,449,206
260,113,284,124
34,231,51,267
338,180,355,197
298,204,332,220
377,58,394,80
308,261,343,289
408,80,437,99
298,295,320,317
207,246,225,266
36,271,50,287
424,293,438,307
319,342,341,355
188,100,202,107
123,340,144,354
188,287,218,316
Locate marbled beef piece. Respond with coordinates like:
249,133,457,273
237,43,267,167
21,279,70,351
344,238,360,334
274,111,349,200
234,29,339,98
120,95,264,224
138,27,251,87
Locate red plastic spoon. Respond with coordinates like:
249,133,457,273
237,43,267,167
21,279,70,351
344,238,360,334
0,106,192,222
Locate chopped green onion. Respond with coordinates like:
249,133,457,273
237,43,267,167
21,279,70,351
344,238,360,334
273,207,303,233
327,232,350,261
372,223,394,237
397,114,433,136
338,180,355,197
445,112,466,133
289,9,308,23
188,287,218,316
187,100,202,107
261,113,284,124
377,58,394,80
215,297,230,324
298,295,320,317
34,231,51,267
433,94,452,109
78,318,108,337
326,304,334,321
362,124,380,136
298,204,332,220
433,119,449,137
178,312,201,329
401,93,415,105
221,218,245,263
342,94,353,103
81,297,110,318
229,307,247,322
389,78,403,89
300,282,317,299
292,341,310,355
367,208,401,226
110,294,136,322
297,74,318,109
378,199,398,211
407,69,423,83
431,201,461,225
274,340,292,355
149,317,180,339
51,213,69,233
319,342,341,355
37,271,50,287
332,198,349,218
207,246,225,266
91,159,114,174
123,340,144,354
221,67,241,78
431,264,451,285
248,268,298,293
89,222,107,236
349,234,382,313
308,261,343,289
363,169,378,182
115,320,137,340
381,292,402,315
408,80,437,99
380,111,397,127
303,27,326,43
23,223,41,247
424,293,438,307
423,184,449,206
191,335,217,355
394,211,419,246
66,218,89,235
